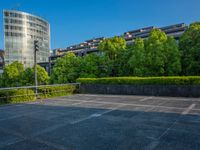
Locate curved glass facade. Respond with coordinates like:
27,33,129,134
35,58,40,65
3,10,50,67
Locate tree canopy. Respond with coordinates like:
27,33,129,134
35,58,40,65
97,29,181,77
50,53,112,84
128,29,181,76
79,53,112,78
2,61,24,87
163,36,181,75
179,22,200,75
128,38,146,76
50,53,81,83
1,61,49,87
22,65,49,86
145,29,168,76
98,36,126,60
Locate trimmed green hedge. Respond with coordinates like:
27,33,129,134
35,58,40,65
77,76,200,85
38,84,76,98
0,89,36,104
0,84,76,105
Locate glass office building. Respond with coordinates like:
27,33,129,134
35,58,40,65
3,10,50,67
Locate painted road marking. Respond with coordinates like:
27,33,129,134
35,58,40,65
139,97,153,102
70,104,125,124
62,99,198,110
41,98,200,112
182,103,196,115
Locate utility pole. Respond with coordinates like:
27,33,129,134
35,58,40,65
34,40,39,97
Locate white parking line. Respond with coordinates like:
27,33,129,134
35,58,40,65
70,104,125,124
157,117,180,140
27,97,200,113
145,141,160,150
69,101,88,106
139,97,153,102
156,103,197,141
62,99,193,110
76,94,144,99
182,103,196,115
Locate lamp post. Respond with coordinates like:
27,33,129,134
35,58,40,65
34,40,39,97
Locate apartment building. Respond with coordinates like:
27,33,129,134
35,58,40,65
53,23,187,58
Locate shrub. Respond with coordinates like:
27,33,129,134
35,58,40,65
9,89,36,103
0,89,36,104
77,76,200,85
38,84,76,98
0,84,77,104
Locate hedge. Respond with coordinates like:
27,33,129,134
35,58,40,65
77,76,200,85
0,84,76,104
0,89,36,104
38,84,76,98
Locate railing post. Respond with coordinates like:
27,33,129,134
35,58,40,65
34,40,39,98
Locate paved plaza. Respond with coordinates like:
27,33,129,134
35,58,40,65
0,94,200,150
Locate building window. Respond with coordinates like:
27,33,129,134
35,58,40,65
10,12,15,17
4,25,9,29
4,18,9,23
4,12,9,16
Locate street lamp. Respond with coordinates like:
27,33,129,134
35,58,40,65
34,40,39,97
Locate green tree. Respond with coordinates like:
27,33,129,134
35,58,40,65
98,37,127,76
2,61,24,87
97,54,113,77
22,65,49,85
80,53,112,78
114,47,132,76
98,36,126,60
22,68,33,86
128,38,146,76
179,22,200,75
50,53,81,83
145,29,168,76
164,36,181,75
80,54,100,78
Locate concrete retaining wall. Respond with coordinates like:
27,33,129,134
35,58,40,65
80,84,200,97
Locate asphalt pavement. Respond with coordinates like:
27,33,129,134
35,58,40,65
0,94,200,150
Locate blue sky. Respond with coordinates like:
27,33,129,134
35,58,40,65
0,0,200,49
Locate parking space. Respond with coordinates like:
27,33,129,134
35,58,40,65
0,94,200,150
